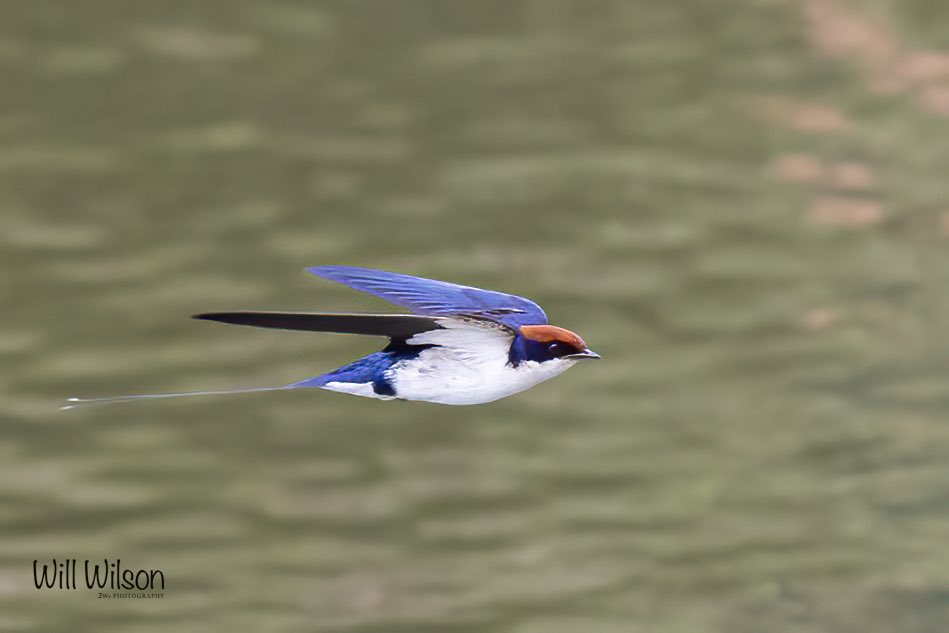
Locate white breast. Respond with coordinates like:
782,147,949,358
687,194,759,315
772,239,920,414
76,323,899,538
389,318,577,405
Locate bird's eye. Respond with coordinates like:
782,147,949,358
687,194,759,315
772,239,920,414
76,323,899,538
547,342,572,358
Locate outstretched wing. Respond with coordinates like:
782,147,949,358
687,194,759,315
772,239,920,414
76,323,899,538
307,266,547,329
193,312,445,339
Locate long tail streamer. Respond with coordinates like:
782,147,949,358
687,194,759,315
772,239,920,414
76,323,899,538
61,385,292,410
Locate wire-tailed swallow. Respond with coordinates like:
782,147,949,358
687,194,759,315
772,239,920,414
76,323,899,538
64,266,599,408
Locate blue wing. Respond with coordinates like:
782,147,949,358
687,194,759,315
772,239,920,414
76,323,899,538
307,266,547,329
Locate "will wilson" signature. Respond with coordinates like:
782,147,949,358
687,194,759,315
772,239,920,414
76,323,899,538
33,558,164,591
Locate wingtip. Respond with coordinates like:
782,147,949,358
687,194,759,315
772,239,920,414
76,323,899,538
306,265,374,279
306,265,334,281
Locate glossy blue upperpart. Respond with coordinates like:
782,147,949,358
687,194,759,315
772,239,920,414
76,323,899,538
308,265,548,329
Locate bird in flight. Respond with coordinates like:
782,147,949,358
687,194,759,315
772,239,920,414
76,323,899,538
64,266,599,408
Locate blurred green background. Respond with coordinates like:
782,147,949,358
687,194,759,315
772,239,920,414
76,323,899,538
3,0,949,631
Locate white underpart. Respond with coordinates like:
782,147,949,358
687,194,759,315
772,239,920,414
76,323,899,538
389,318,578,405
322,381,395,400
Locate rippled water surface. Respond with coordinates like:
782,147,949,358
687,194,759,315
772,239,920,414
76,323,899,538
3,1,949,631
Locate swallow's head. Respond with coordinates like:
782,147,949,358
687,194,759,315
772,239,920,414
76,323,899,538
514,324,601,365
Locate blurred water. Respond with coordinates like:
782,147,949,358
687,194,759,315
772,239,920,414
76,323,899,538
3,0,949,631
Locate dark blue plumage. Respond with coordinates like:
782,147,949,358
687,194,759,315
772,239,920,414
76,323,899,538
508,335,581,367
308,266,547,329
289,343,432,396
289,352,394,390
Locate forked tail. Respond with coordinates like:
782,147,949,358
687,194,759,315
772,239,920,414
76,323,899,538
61,385,293,410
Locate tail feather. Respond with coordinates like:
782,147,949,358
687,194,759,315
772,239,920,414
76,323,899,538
61,385,293,410
192,312,443,339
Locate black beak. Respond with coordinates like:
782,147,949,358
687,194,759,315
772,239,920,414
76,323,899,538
567,349,601,360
